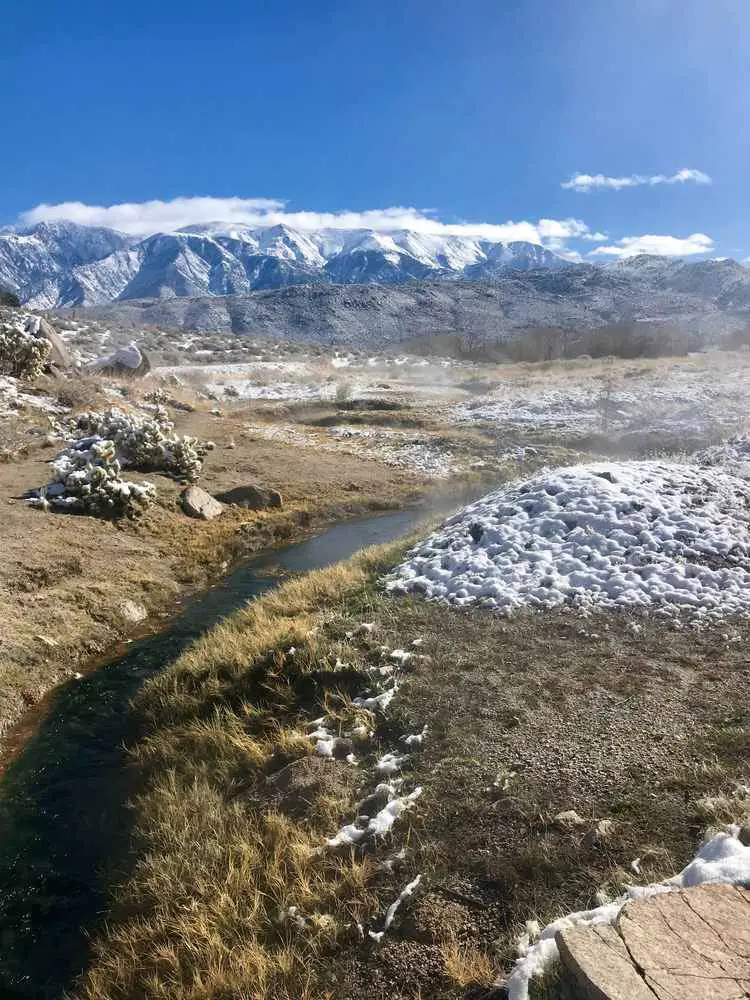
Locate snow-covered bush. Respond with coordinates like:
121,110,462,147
72,407,214,482
0,317,51,379
28,437,155,519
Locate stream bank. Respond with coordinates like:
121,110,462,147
0,508,427,999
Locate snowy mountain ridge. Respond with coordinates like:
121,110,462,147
0,220,570,308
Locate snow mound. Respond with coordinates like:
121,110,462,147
387,461,750,621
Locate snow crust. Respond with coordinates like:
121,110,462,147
451,360,750,441
505,827,750,1000
387,461,750,621
326,787,422,848
368,874,423,943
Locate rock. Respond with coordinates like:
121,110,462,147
90,342,151,377
24,316,73,369
583,818,616,847
553,809,587,829
216,484,283,510
120,600,147,624
180,485,224,521
557,885,750,1000
618,884,750,999
739,825,750,847
557,921,656,1000
469,522,485,544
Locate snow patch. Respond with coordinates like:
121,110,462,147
388,461,750,622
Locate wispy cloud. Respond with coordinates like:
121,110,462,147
562,168,712,192
589,233,714,258
19,196,595,249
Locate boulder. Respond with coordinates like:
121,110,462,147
23,316,73,369
120,600,148,624
90,341,151,377
216,484,283,510
180,485,224,521
557,921,656,1000
618,884,750,999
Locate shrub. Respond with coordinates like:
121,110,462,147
72,407,214,483
0,318,51,379
28,437,156,519
0,290,21,308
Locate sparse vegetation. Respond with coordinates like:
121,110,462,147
439,940,496,988
0,318,51,379
0,290,21,308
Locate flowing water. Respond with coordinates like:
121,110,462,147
0,508,426,999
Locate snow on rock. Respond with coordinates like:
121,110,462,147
90,341,144,371
504,827,750,1000
387,461,750,622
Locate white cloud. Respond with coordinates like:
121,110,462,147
562,168,712,192
581,231,608,242
589,233,714,259
19,196,595,249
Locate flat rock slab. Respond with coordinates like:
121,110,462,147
557,884,750,1000
557,921,657,1000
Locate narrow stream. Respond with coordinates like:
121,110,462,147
0,508,426,1000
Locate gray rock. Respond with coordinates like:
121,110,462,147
120,600,148,624
216,484,283,510
34,317,73,369
553,809,587,829
90,342,152,377
180,485,224,521
557,885,750,1000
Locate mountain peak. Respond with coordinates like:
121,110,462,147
0,219,738,311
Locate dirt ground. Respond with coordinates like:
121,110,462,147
321,597,750,998
0,402,426,744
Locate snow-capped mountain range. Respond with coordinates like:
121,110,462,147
0,220,567,308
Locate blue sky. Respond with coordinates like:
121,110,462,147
2,0,748,259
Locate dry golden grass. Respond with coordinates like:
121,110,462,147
439,940,495,988
70,540,414,1000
